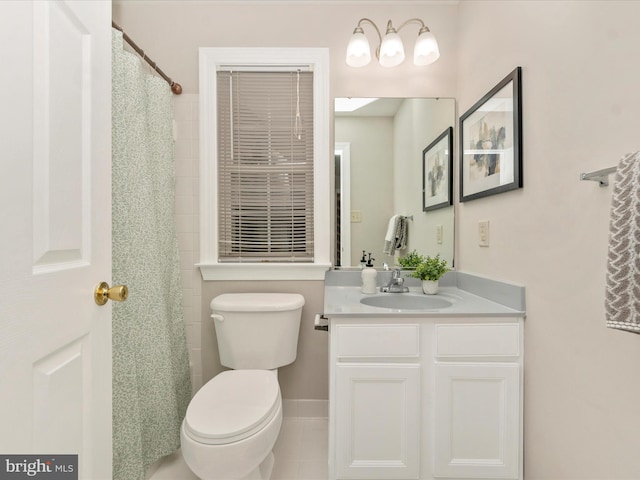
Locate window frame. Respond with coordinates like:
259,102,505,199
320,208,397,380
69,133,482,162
198,47,331,280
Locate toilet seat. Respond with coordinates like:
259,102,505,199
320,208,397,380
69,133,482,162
184,370,280,445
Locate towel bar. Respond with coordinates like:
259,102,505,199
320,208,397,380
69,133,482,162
580,166,617,187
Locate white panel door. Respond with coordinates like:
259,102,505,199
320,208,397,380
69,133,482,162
335,364,420,479
0,1,112,478
434,363,520,479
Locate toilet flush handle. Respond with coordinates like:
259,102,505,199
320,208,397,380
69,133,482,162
210,313,224,322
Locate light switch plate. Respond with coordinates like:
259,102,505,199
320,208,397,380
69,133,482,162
478,220,490,247
436,225,443,244
350,210,362,223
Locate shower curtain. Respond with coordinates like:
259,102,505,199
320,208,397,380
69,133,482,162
111,29,192,480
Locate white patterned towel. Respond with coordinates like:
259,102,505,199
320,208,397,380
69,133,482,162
605,151,640,334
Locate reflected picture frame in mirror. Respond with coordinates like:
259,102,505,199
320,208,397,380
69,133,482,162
423,126,453,212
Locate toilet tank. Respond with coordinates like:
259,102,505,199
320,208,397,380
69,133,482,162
210,293,305,370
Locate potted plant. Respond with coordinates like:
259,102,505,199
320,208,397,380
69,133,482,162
409,254,449,294
397,250,425,270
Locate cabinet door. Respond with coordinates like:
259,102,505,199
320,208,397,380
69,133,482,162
434,363,520,479
335,364,420,479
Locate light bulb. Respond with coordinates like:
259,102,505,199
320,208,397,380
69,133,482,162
413,29,440,66
379,31,405,67
346,31,371,67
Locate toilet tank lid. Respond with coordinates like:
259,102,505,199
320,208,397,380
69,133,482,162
210,293,305,312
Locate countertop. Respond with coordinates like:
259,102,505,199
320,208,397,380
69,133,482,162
323,270,526,319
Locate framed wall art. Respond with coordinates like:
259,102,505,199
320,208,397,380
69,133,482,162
459,67,522,202
423,126,453,212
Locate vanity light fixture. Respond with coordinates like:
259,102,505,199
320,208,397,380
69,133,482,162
346,17,440,68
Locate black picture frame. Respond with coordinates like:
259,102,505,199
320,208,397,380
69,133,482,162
459,67,522,202
422,126,453,212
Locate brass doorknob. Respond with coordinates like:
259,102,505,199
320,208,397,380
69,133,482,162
94,282,128,306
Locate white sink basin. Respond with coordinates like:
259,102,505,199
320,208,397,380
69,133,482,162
360,294,453,310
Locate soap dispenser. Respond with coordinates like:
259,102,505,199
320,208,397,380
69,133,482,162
361,253,377,294
359,250,367,268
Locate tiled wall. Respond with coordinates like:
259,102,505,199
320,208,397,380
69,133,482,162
173,94,202,394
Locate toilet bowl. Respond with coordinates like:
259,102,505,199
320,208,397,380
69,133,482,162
180,293,305,480
181,370,282,480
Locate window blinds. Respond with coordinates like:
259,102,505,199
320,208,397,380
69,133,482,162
217,70,315,262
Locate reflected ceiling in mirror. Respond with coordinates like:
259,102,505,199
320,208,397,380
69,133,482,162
334,97,455,268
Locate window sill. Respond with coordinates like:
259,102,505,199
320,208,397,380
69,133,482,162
197,262,332,281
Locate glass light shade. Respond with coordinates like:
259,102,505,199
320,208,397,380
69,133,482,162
379,32,405,67
413,30,440,66
346,32,371,67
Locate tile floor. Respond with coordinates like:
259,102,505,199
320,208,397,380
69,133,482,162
148,417,329,480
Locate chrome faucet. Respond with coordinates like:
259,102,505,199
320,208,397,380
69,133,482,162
381,268,409,293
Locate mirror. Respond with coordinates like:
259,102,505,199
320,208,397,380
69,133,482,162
334,97,455,268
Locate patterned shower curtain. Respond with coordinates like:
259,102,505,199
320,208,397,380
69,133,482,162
111,29,192,480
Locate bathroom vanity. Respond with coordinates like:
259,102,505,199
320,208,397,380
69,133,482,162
323,270,526,480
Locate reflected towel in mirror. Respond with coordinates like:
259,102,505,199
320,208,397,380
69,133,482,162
383,214,408,255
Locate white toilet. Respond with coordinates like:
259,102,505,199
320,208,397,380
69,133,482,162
181,293,305,480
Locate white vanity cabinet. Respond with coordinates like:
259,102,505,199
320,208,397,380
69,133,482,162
433,323,522,478
331,323,421,479
328,317,524,480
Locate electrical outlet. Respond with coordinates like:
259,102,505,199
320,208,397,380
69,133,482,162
350,210,362,223
436,225,443,244
478,220,490,247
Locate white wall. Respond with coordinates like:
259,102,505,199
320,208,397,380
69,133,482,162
112,1,459,97
456,1,640,478
115,1,640,477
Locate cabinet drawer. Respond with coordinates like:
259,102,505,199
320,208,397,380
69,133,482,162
436,324,520,357
335,324,420,358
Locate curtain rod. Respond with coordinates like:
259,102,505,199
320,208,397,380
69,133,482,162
112,21,182,95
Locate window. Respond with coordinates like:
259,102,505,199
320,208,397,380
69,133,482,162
217,70,314,262
199,48,330,280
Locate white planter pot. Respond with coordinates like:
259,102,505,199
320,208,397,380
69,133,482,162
422,280,439,295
